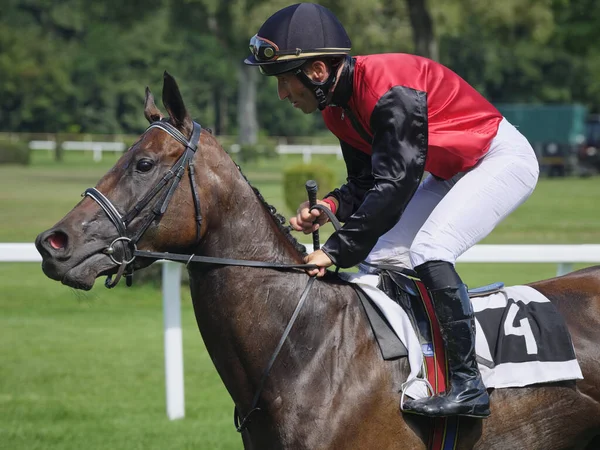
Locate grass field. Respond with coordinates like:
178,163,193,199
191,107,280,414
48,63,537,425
1,150,600,450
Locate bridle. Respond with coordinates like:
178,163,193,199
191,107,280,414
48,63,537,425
84,119,203,287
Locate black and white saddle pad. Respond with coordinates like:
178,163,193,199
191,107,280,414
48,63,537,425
340,273,583,400
474,285,582,388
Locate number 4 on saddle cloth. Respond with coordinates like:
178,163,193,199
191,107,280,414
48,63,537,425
341,268,583,401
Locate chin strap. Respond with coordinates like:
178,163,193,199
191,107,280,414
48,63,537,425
293,64,339,110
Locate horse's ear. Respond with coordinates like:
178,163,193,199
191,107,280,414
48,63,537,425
144,87,164,123
162,71,193,136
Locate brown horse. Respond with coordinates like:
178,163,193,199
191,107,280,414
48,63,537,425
36,73,600,449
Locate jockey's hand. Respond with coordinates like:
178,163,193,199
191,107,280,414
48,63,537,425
304,249,332,277
289,199,332,234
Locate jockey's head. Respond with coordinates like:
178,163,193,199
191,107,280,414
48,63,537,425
244,3,351,113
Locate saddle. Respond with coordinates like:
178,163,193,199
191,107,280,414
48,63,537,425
350,267,580,450
353,268,504,360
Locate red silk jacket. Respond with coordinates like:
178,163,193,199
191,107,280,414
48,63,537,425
320,54,503,268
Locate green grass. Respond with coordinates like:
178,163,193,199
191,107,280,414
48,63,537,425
1,150,600,449
0,264,239,450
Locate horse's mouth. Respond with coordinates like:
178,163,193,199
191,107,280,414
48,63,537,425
42,252,118,291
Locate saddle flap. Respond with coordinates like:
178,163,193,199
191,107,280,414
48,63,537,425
353,285,408,360
377,270,434,345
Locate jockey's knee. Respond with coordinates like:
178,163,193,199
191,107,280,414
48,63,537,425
409,241,457,270
364,247,412,269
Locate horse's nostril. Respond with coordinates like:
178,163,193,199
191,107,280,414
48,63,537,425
47,231,68,250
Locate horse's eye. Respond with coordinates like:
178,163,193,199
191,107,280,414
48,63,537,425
136,159,154,173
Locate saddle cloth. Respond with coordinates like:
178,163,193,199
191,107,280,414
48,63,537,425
340,272,584,400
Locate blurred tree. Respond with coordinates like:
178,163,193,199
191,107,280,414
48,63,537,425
551,0,600,111
322,0,413,54
0,3,76,134
169,0,295,143
406,0,438,60
432,0,569,103
0,0,168,135
1,0,600,137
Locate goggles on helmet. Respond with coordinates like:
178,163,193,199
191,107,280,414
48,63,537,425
249,34,350,64
249,35,298,62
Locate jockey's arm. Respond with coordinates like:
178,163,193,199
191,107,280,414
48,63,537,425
321,88,428,268
324,140,374,222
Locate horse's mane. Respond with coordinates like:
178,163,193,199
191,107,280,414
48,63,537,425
236,164,308,257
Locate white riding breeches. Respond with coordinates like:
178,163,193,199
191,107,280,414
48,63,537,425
361,118,539,271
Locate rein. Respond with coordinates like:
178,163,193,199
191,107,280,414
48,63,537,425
134,250,318,270
234,276,316,431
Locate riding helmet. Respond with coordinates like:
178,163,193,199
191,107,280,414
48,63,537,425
244,3,351,109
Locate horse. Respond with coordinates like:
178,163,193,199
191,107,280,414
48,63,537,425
35,72,600,449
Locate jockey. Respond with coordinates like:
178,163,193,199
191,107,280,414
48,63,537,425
244,3,539,419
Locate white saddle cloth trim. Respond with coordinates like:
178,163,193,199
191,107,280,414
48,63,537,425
340,274,583,400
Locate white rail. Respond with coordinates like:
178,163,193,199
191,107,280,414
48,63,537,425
1,243,184,420
303,243,600,277
275,144,342,163
29,140,126,162
228,143,342,163
32,140,343,164
2,242,600,420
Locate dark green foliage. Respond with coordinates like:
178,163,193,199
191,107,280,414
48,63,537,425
2,0,600,136
0,141,31,165
283,164,336,212
256,76,326,137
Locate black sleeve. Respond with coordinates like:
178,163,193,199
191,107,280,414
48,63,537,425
321,86,428,268
324,140,374,222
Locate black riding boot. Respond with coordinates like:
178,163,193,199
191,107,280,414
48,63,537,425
402,262,490,418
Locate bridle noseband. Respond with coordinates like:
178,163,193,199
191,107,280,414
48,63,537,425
84,120,203,287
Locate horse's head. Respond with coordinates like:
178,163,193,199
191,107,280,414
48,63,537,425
35,72,227,290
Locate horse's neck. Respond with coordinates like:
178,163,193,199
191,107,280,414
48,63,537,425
199,176,303,265
186,163,412,442
188,254,310,416
187,173,310,399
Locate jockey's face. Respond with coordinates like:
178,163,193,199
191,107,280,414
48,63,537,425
276,60,329,114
